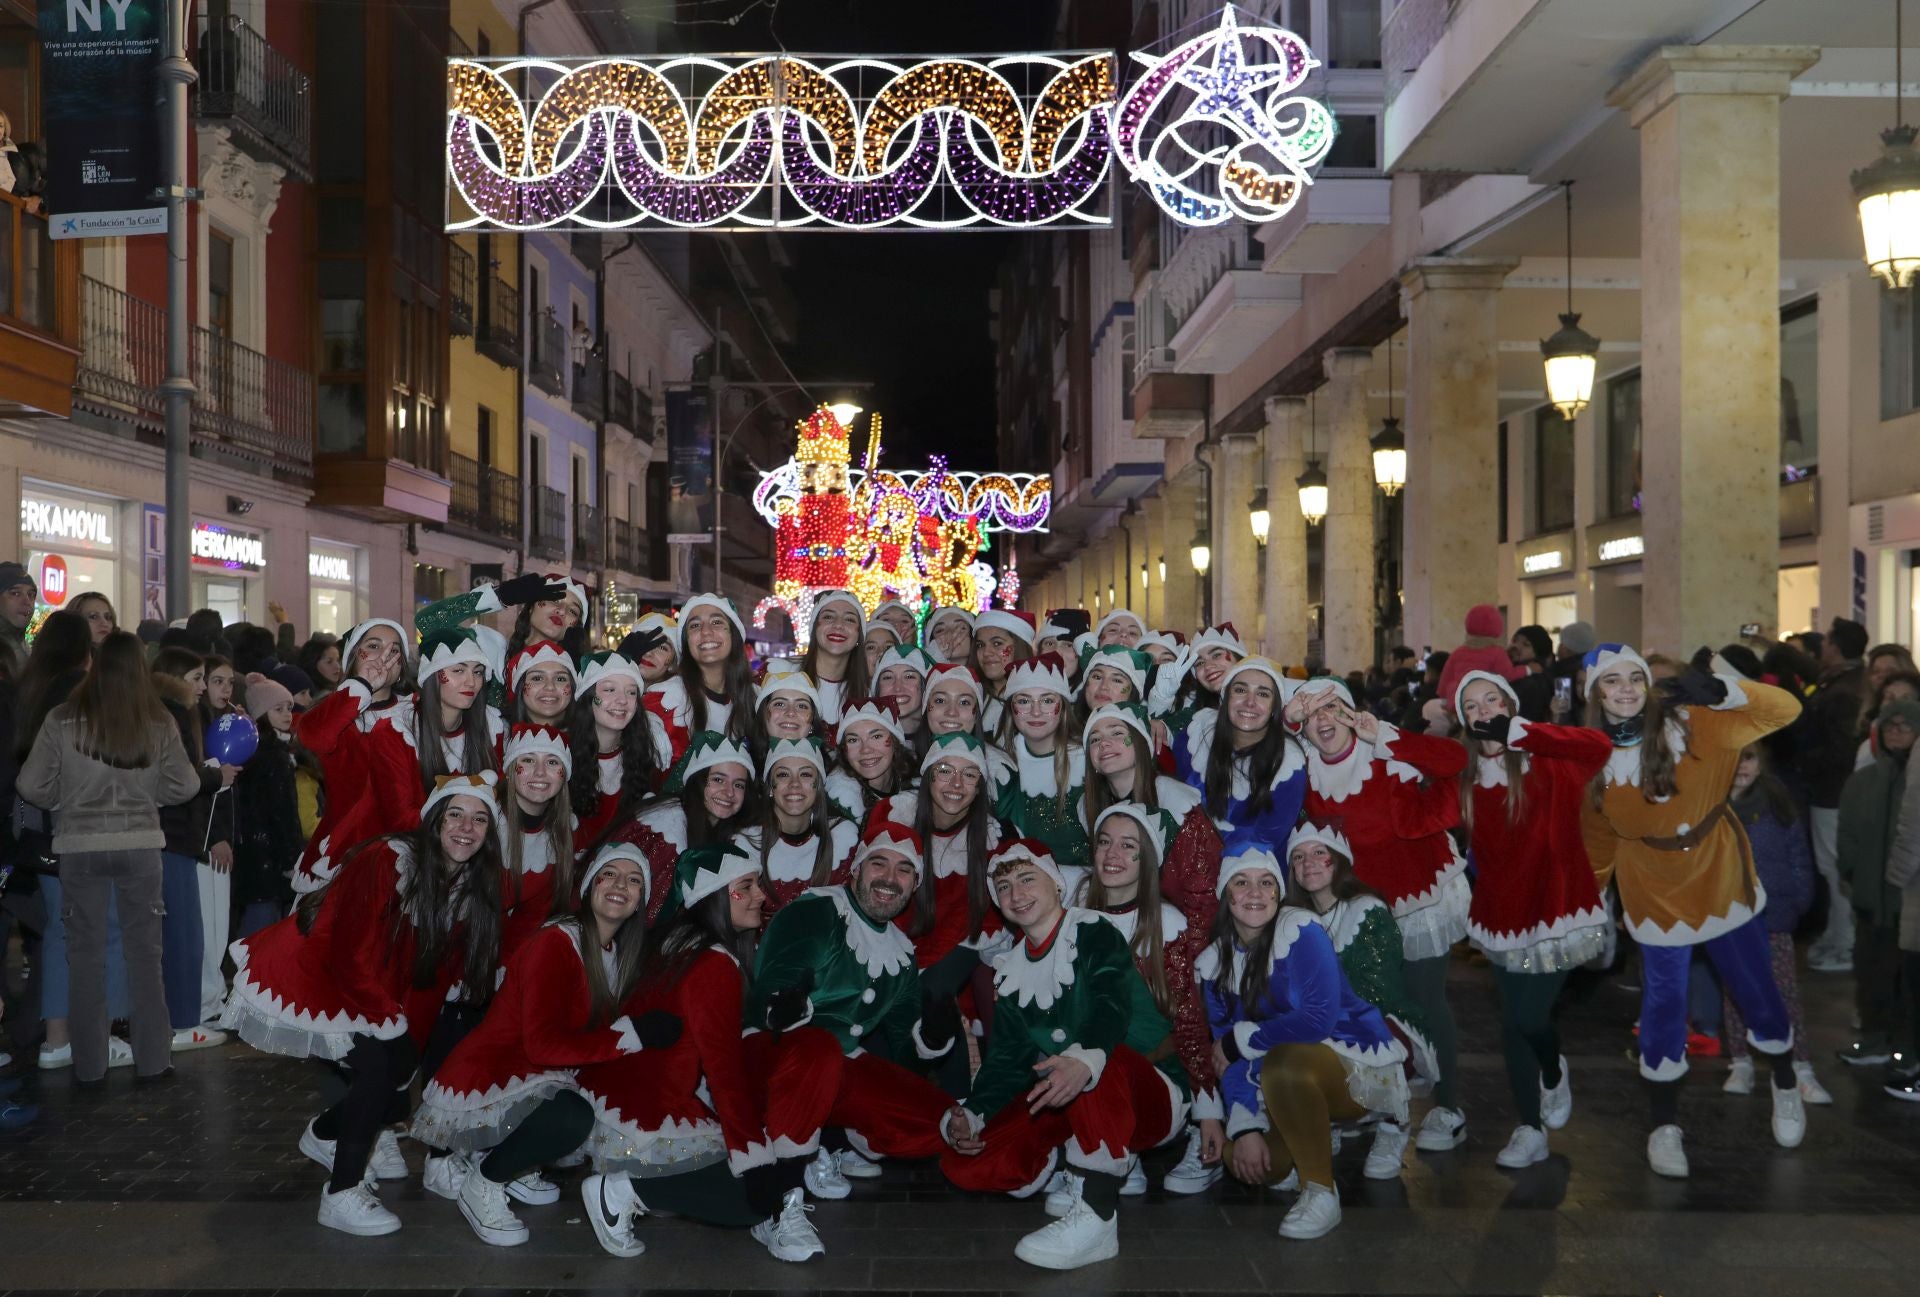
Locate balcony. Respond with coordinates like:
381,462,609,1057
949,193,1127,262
531,484,567,559
1160,225,1301,374
477,277,519,368
193,4,312,180
75,275,312,479
0,192,79,418
446,452,522,542
574,501,605,567
612,517,640,573
608,370,637,434
392,410,447,478
529,311,566,397
449,245,475,338
573,345,605,423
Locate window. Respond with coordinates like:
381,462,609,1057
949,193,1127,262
1326,0,1382,68
414,563,451,607
1605,369,1641,518
528,432,547,490
1324,115,1377,170
1534,406,1575,535
477,405,494,465
1780,298,1817,476
319,261,366,371
208,230,235,339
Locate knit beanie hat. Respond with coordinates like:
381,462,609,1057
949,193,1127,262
1558,620,1598,657
244,671,292,719
269,663,314,698
1464,604,1504,641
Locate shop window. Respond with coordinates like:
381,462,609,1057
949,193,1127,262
1533,406,1575,535
1779,298,1817,477
1605,369,1641,518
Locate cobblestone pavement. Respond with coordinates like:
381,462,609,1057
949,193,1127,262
2,955,1918,1297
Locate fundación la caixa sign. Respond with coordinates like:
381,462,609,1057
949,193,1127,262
444,5,1336,235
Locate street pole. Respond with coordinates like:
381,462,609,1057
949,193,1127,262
159,1,197,619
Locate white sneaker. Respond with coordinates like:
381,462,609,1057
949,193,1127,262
369,1128,408,1180
1043,1171,1083,1218
1723,1058,1755,1095
1163,1127,1222,1194
1277,1182,1341,1240
1770,1083,1806,1148
317,1182,401,1237
803,1147,850,1200
1363,1121,1408,1180
580,1172,646,1258
107,1036,134,1068
751,1187,825,1262
170,1026,226,1051
1494,1124,1549,1169
1647,1124,1689,1178
298,1119,337,1171
1274,1168,1299,1192
38,1043,72,1071
1414,1106,1466,1151
422,1152,472,1201
837,1147,882,1179
1014,1196,1119,1269
457,1169,528,1247
1794,1062,1832,1106
504,1170,560,1206
1807,945,1853,974
1539,1058,1572,1130
553,1147,589,1169
1120,1157,1147,1196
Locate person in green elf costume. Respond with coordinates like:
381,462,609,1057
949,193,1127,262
993,652,1090,882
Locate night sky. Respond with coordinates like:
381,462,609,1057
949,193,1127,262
660,0,1069,471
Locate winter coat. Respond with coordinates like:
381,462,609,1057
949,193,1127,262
17,702,201,853
231,734,303,908
1884,746,1920,952
154,676,227,859
1733,797,1815,935
1796,661,1868,808
1837,747,1913,926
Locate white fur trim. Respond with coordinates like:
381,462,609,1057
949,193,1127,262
815,886,916,979
1231,1020,1265,1061
1624,887,1767,949
1058,1045,1108,1089
990,909,1106,1011
1640,1052,1689,1082
1390,867,1472,962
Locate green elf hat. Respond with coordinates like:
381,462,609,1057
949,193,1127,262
1092,800,1178,865
678,841,761,909
661,729,752,795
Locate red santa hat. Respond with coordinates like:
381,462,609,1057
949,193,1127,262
855,817,924,874
988,837,1066,903
507,641,577,696
924,662,984,705
502,722,571,776
838,698,907,747
975,608,1038,646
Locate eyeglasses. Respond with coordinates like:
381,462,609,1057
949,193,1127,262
929,762,981,785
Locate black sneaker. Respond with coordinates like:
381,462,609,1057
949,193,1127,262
1837,1041,1893,1067
1884,1066,1920,1103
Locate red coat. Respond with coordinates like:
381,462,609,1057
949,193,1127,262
501,826,575,962
224,841,460,1060
1302,723,1469,960
574,750,625,847
413,920,639,1149
579,948,777,1175
290,684,416,893
1464,719,1612,970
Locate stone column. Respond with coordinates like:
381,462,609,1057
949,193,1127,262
1399,258,1517,653
1321,347,1376,672
1213,435,1263,637
1609,46,1817,653
1263,396,1309,666
1161,475,1202,634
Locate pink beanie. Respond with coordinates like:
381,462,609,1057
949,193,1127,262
244,671,292,719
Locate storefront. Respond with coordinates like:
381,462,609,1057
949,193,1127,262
18,482,133,619
1513,531,1578,636
307,539,364,637
1585,518,1645,649
191,518,268,624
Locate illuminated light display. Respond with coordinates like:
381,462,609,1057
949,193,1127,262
1110,4,1336,227
750,407,1049,647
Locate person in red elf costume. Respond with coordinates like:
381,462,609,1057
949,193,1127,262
731,737,857,920
569,648,669,848
1287,677,1471,1155
577,843,825,1263
504,641,577,729
412,843,682,1249
1451,670,1613,1170
644,593,757,764
618,731,756,922
220,773,506,1238
496,724,580,960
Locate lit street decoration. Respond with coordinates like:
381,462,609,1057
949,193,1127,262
444,6,1333,234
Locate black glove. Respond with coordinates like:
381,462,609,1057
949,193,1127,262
494,574,567,607
764,970,815,1035
918,990,961,1055
1219,1030,1245,1065
619,627,668,662
630,1010,682,1051
1658,669,1728,709
1466,713,1513,746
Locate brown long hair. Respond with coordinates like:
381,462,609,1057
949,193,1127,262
750,763,841,886
502,762,579,914
997,703,1077,818
1084,729,1159,826
1458,742,1529,831
1587,680,1686,805
1281,846,1380,912
415,670,498,789
567,905,648,1029
1085,831,1171,1015
907,778,995,940
71,631,171,766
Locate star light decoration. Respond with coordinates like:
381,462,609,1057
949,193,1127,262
750,407,1049,646
1111,4,1336,227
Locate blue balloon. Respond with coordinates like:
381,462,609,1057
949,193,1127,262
206,711,259,766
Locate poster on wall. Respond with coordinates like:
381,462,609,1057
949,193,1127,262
38,0,166,239
664,387,714,544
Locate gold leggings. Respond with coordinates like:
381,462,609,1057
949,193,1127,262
1257,1043,1365,1190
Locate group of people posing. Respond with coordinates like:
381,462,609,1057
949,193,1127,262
201,579,1811,1269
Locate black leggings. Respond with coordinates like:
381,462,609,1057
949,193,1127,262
314,1033,419,1193
1490,967,1568,1129
481,1092,595,1185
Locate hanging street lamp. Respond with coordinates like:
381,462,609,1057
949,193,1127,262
1541,181,1599,419
1249,486,1271,545
1855,2,1920,286
1372,335,1406,495
1189,529,1212,576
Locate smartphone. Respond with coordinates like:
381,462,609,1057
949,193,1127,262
1554,677,1572,703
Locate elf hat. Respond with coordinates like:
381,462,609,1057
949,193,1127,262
872,599,915,628
1082,700,1153,749
866,621,903,648
1452,669,1520,722
988,837,1065,904
1285,821,1353,867
503,722,571,776
577,650,647,694
809,590,867,637
874,644,936,680
855,817,924,874
1079,644,1149,698
343,618,411,670
924,662,983,705
1222,656,1293,701
678,842,761,909
508,641,577,696
417,627,493,683
975,608,1038,646
422,769,501,823
919,730,993,778
1094,608,1145,643
681,731,753,782
1092,800,1177,865
579,841,650,905
1191,623,1247,658
676,593,747,651
1290,673,1354,712
924,606,976,635
635,608,678,645
1584,643,1651,684
1134,630,1180,658
838,699,906,747
1217,846,1286,898
1004,651,1071,701
755,666,821,710
762,736,827,780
